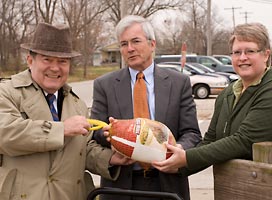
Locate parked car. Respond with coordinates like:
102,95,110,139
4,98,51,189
155,55,235,74
156,62,229,99
154,55,182,63
185,55,235,74
187,62,239,82
213,55,232,65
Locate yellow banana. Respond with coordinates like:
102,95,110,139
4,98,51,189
87,119,108,131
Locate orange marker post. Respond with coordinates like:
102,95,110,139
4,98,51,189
180,42,187,73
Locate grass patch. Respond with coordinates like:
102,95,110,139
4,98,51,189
68,65,120,82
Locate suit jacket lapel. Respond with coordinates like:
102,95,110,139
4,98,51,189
114,68,134,119
154,67,171,122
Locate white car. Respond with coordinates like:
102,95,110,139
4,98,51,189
157,62,229,99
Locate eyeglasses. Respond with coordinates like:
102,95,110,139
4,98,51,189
230,49,263,57
119,38,150,49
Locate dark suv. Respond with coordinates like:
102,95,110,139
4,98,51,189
155,55,235,74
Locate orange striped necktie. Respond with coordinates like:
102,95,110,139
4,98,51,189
133,72,151,170
133,72,150,119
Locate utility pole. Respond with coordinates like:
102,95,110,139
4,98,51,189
240,11,252,23
120,0,128,68
83,0,88,78
224,6,242,29
207,0,212,56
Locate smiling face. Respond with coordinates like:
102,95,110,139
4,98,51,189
27,53,71,93
119,23,156,71
231,39,270,88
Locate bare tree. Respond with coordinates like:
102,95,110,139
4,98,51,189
0,0,233,74
104,0,187,25
156,17,185,55
155,0,232,56
0,0,33,72
60,0,110,76
33,0,58,24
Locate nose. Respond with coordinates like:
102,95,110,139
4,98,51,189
50,60,60,70
127,41,135,52
239,51,248,60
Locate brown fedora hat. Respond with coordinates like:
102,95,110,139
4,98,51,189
21,22,81,58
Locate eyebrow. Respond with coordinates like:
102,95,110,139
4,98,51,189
120,37,142,42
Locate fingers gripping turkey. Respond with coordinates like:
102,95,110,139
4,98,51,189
88,118,176,163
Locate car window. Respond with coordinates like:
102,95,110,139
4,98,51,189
182,69,191,76
219,57,231,65
154,56,181,63
186,57,197,62
199,57,216,67
189,63,215,73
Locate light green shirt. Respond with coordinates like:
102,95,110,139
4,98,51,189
233,67,270,107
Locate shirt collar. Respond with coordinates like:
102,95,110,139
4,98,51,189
44,91,59,99
129,63,154,85
233,66,270,102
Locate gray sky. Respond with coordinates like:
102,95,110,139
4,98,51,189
214,0,272,35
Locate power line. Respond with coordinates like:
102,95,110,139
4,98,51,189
246,0,272,3
240,11,253,23
224,6,242,29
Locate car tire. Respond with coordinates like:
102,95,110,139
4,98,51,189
194,84,210,99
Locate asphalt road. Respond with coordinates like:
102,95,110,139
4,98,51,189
70,80,216,200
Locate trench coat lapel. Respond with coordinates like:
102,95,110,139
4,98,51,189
114,68,134,119
23,91,53,121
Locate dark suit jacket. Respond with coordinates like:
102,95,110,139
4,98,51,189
91,65,202,200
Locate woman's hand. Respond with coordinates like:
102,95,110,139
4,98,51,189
152,143,187,173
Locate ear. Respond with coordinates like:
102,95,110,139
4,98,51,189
264,49,271,63
150,39,156,52
26,55,33,69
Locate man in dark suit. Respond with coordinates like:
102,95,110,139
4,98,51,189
91,15,202,200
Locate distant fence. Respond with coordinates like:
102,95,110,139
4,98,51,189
213,142,272,200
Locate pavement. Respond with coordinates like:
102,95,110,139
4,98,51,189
70,80,216,200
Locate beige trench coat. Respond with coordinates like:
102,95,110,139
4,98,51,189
0,70,117,200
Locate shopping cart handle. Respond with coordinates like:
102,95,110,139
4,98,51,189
87,187,183,200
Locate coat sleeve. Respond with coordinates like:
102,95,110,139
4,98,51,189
0,82,64,156
182,81,272,175
87,77,121,180
90,78,111,147
85,135,120,180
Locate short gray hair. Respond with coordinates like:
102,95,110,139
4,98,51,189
229,22,271,67
116,15,155,41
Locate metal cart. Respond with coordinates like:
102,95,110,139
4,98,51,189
87,187,183,200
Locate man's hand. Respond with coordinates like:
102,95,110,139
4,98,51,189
110,150,135,166
63,115,90,136
103,117,117,142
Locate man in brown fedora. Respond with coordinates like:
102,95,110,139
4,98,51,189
0,22,130,200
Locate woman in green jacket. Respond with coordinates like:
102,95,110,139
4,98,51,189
152,22,272,175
